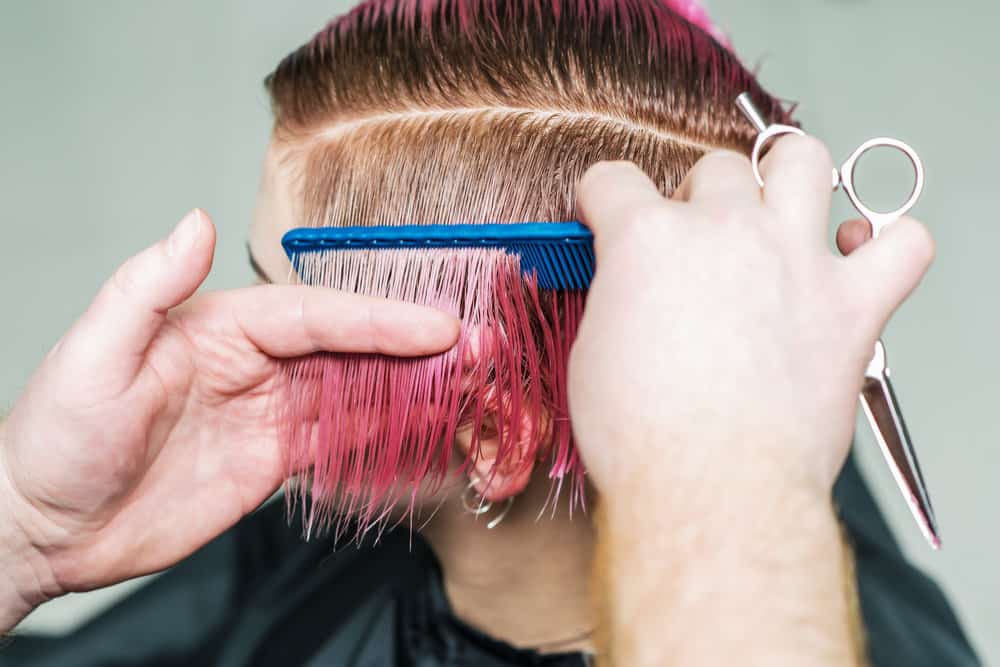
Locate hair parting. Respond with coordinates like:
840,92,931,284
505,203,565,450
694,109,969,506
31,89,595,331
267,0,791,540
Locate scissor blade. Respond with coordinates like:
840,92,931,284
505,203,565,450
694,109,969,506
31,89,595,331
859,367,940,549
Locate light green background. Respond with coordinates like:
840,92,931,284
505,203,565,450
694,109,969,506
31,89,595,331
0,1,993,662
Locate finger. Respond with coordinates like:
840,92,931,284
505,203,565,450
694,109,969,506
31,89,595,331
66,209,215,375
759,134,835,249
845,216,934,321
671,149,760,207
575,161,670,249
224,285,461,358
835,218,872,256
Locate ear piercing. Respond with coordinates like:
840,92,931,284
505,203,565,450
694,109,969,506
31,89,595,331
462,478,515,529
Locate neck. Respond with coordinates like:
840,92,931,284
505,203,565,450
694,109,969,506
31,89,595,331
422,475,597,655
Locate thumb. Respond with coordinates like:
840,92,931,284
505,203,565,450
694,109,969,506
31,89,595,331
846,216,935,325
65,209,215,376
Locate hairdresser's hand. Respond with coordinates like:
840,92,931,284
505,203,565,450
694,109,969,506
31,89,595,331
0,209,458,631
571,137,932,666
570,135,934,501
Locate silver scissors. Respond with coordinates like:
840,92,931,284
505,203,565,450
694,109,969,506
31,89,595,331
735,93,940,549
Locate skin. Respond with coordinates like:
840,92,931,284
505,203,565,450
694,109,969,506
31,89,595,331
246,135,887,657
572,135,932,665
249,139,598,652
0,131,922,664
0,208,460,632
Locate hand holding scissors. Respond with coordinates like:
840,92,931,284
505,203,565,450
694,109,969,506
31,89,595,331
736,93,939,549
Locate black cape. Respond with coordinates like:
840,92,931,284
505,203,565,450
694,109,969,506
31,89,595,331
1,455,980,666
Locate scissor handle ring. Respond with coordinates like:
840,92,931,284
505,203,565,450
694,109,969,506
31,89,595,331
840,137,924,236
749,124,804,187
750,124,841,190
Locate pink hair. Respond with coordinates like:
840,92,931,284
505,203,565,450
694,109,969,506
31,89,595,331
268,0,787,539
280,249,584,538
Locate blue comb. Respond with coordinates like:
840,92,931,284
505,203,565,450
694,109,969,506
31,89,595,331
281,222,596,290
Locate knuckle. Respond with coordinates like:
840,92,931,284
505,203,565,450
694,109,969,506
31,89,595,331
110,261,141,301
691,149,751,179
295,292,318,344
598,205,668,256
366,303,396,355
703,148,752,169
790,134,833,166
608,159,645,174
579,160,637,186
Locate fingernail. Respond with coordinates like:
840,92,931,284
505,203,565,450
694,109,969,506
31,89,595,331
168,209,204,257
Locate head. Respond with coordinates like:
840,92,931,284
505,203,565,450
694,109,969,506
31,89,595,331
249,0,789,537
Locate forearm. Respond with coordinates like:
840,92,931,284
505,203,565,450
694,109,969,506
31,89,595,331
593,465,866,666
0,420,59,633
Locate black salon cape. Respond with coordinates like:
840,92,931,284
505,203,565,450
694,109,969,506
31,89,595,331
1,455,980,667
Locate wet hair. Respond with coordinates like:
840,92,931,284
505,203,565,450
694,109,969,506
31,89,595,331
267,0,790,538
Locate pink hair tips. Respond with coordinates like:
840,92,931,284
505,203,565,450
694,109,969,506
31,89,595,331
665,0,730,46
278,248,585,539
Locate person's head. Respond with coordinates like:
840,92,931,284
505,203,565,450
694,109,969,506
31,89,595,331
249,0,789,536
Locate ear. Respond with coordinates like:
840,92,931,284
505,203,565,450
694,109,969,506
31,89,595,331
456,327,548,503
454,409,539,502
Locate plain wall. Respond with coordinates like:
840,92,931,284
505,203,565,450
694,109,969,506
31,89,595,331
0,1,994,662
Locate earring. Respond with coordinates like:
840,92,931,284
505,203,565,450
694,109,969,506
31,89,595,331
461,479,515,529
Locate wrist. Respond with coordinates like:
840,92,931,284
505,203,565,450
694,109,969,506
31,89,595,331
0,422,62,632
600,432,833,532
595,458,858,665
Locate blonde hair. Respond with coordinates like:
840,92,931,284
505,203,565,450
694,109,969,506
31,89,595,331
267,0,791,536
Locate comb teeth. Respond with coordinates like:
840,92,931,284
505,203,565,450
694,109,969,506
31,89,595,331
281,222,595,290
